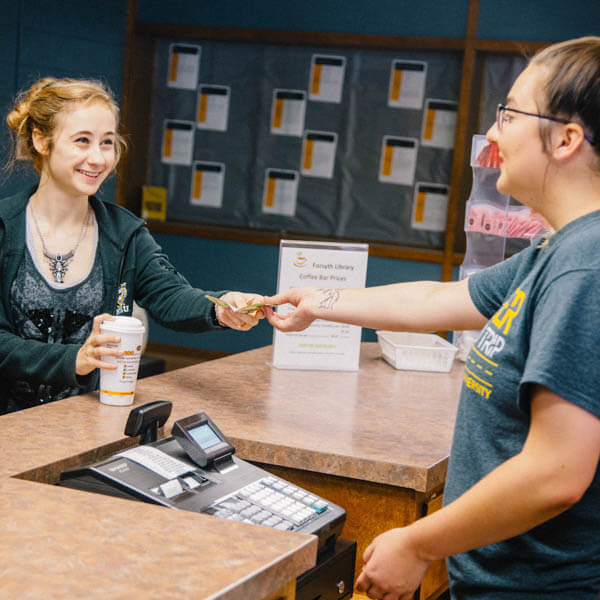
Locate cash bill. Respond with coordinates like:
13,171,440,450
205,295,270,315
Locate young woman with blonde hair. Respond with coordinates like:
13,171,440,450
1,77,263,414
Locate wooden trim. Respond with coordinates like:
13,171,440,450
146,341,229,361
148,219,282,245
145,341,230,372
136,22,465,51
145,219,464,264
116,0,138,207
441,0,480,281
473,39,550,54
119,29,155,214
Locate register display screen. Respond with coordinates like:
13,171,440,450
172,412,235,468
188,423,222,450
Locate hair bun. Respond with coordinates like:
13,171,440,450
6,102,28,134
7,77,59,129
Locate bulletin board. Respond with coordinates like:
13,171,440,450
144,38,462,249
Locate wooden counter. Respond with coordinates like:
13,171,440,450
1,342,462,600
0,368,318,599
1,478,314,600
128,342,463,600
140,344,461,490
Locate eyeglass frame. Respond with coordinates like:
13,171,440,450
496,103,594,145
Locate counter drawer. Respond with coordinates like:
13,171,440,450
297,538,356,600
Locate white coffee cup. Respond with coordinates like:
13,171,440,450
99,316,145,406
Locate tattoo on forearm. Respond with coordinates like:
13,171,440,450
318,289,340,311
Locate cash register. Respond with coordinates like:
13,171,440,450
59,402,355,599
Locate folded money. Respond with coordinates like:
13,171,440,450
205,295,270,315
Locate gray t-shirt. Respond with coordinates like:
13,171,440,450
445,211,600,599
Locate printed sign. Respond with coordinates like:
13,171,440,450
301,131,337,179
161,120,195,166
190,162,225,208
141,186,167,221
196,85,230,131
411,183,449,231
167,44,201,90
378,136,419,185
388,60,427,109
421,99,458,149
271,89,306,136
272,240,368,371
308,55,346,103
262,169,299,216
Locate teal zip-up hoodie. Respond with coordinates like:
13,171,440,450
0,187,227,411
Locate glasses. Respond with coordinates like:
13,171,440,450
496,104,594,145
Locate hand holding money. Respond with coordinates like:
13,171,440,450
206,293,268,330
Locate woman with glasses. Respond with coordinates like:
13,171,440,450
264,37,600,599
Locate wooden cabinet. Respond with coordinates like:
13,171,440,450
260,466,448,600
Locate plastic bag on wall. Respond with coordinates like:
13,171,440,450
454,135,508,361
454,135,550,360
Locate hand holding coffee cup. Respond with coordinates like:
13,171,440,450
76,313,124,376
96,316,145,406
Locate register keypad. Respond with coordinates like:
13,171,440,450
206,476,330,531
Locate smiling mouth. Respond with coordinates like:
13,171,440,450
77,169,102,179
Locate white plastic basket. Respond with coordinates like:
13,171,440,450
376,331,458,372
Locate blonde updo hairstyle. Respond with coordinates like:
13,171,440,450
6,77,126,173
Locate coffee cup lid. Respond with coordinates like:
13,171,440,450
100,316,145,333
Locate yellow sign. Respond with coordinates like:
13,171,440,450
141,186,167,221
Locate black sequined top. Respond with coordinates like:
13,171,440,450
8,247,103,410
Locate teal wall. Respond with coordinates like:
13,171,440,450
136,0,600,43
0,0,127,203
1,0,597,353
137,0,469,37
477,0,600,42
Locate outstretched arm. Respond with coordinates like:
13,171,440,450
263,279,487,333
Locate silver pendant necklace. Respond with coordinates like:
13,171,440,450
30,203,91,284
